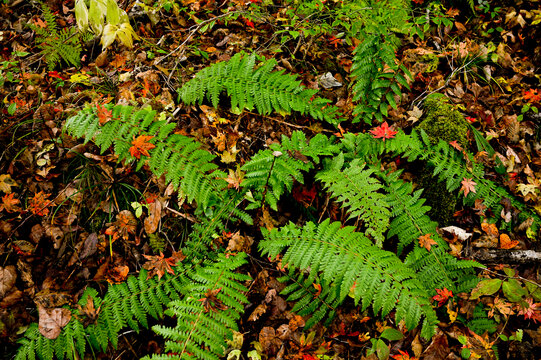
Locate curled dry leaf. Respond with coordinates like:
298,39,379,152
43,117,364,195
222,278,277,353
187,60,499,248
38,304,72,339
248,303,267,321
441,226,472,241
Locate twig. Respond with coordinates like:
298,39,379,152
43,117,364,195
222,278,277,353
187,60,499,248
411,54,481,109
157,10,245,83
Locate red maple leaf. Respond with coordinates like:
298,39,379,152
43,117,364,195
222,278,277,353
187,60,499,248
432,287,453,307
523,89,541,103
243,17,255,28
518,298,541,323
460,178,477,197
370,122,397,141
96,105,112,125
129,135,156,159
392,350,418,360
418,233,437,251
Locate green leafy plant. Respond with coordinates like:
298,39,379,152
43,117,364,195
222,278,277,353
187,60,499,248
27,2,82,70
14,47,541,360
75,0,138,48
179,52,342,126
260,219,440,339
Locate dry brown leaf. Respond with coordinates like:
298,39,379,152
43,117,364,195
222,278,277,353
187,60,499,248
248,303,267,321
38,305,72,339
0,265,17,299
144,198,162,234
288,314,305,332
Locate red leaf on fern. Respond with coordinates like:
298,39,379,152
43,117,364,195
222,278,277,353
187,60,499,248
370,122,397,141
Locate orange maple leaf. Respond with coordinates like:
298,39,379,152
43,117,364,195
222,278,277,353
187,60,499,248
460,177,477,197
499,233,519,249
28,191,53,216
96,105,112,125
129,135,155,159
419,233,437,251
0,193,21,213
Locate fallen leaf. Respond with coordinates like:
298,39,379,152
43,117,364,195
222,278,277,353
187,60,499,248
370,121,398,141
407,106,423,123
460,178,477,197
432,287,453,307
0,174,18,194
28,191,53,216
143,251,184,280
96,104,112,125
0,265,17,299
419,233,437,251
0,193,21,213
107,265,130,283
144,197,162,234
129,135,156,159
248,303,267,321
499,234,519,249
38,305,72,339
481,222,500,238
225,168,244,190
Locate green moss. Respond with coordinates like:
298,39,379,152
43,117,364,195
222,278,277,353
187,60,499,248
418,96,469,147
420,53,440,73
417,95,470,225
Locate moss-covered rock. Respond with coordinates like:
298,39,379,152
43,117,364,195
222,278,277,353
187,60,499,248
417,95,470,225
418,95,470,146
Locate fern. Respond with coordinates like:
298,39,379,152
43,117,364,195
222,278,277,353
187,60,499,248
316,154,391,247
381,129,541,231
27,2,81,70
15,264,196,360
260,219,439,339
142,254,249,360
278,271,341,329
242,131,339,210
179,53,342,126
377,168,480,293
64,104,224,209
350,33,411,124
15,254,248,360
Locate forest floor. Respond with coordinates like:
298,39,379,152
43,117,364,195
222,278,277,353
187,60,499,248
1,0,541,359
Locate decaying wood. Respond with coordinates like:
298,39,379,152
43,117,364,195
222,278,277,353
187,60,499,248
471,249,541,264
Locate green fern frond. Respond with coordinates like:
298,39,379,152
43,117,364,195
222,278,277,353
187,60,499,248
27,2,81,69
242,131,339,210
260,220,439,339
278,271,340,329
380,128,541,230
350,32,410,124
64,104,224,209
14,263,199,360
179,53,342,125
143,253,249,360
378,168,480,292
316,154,391,246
